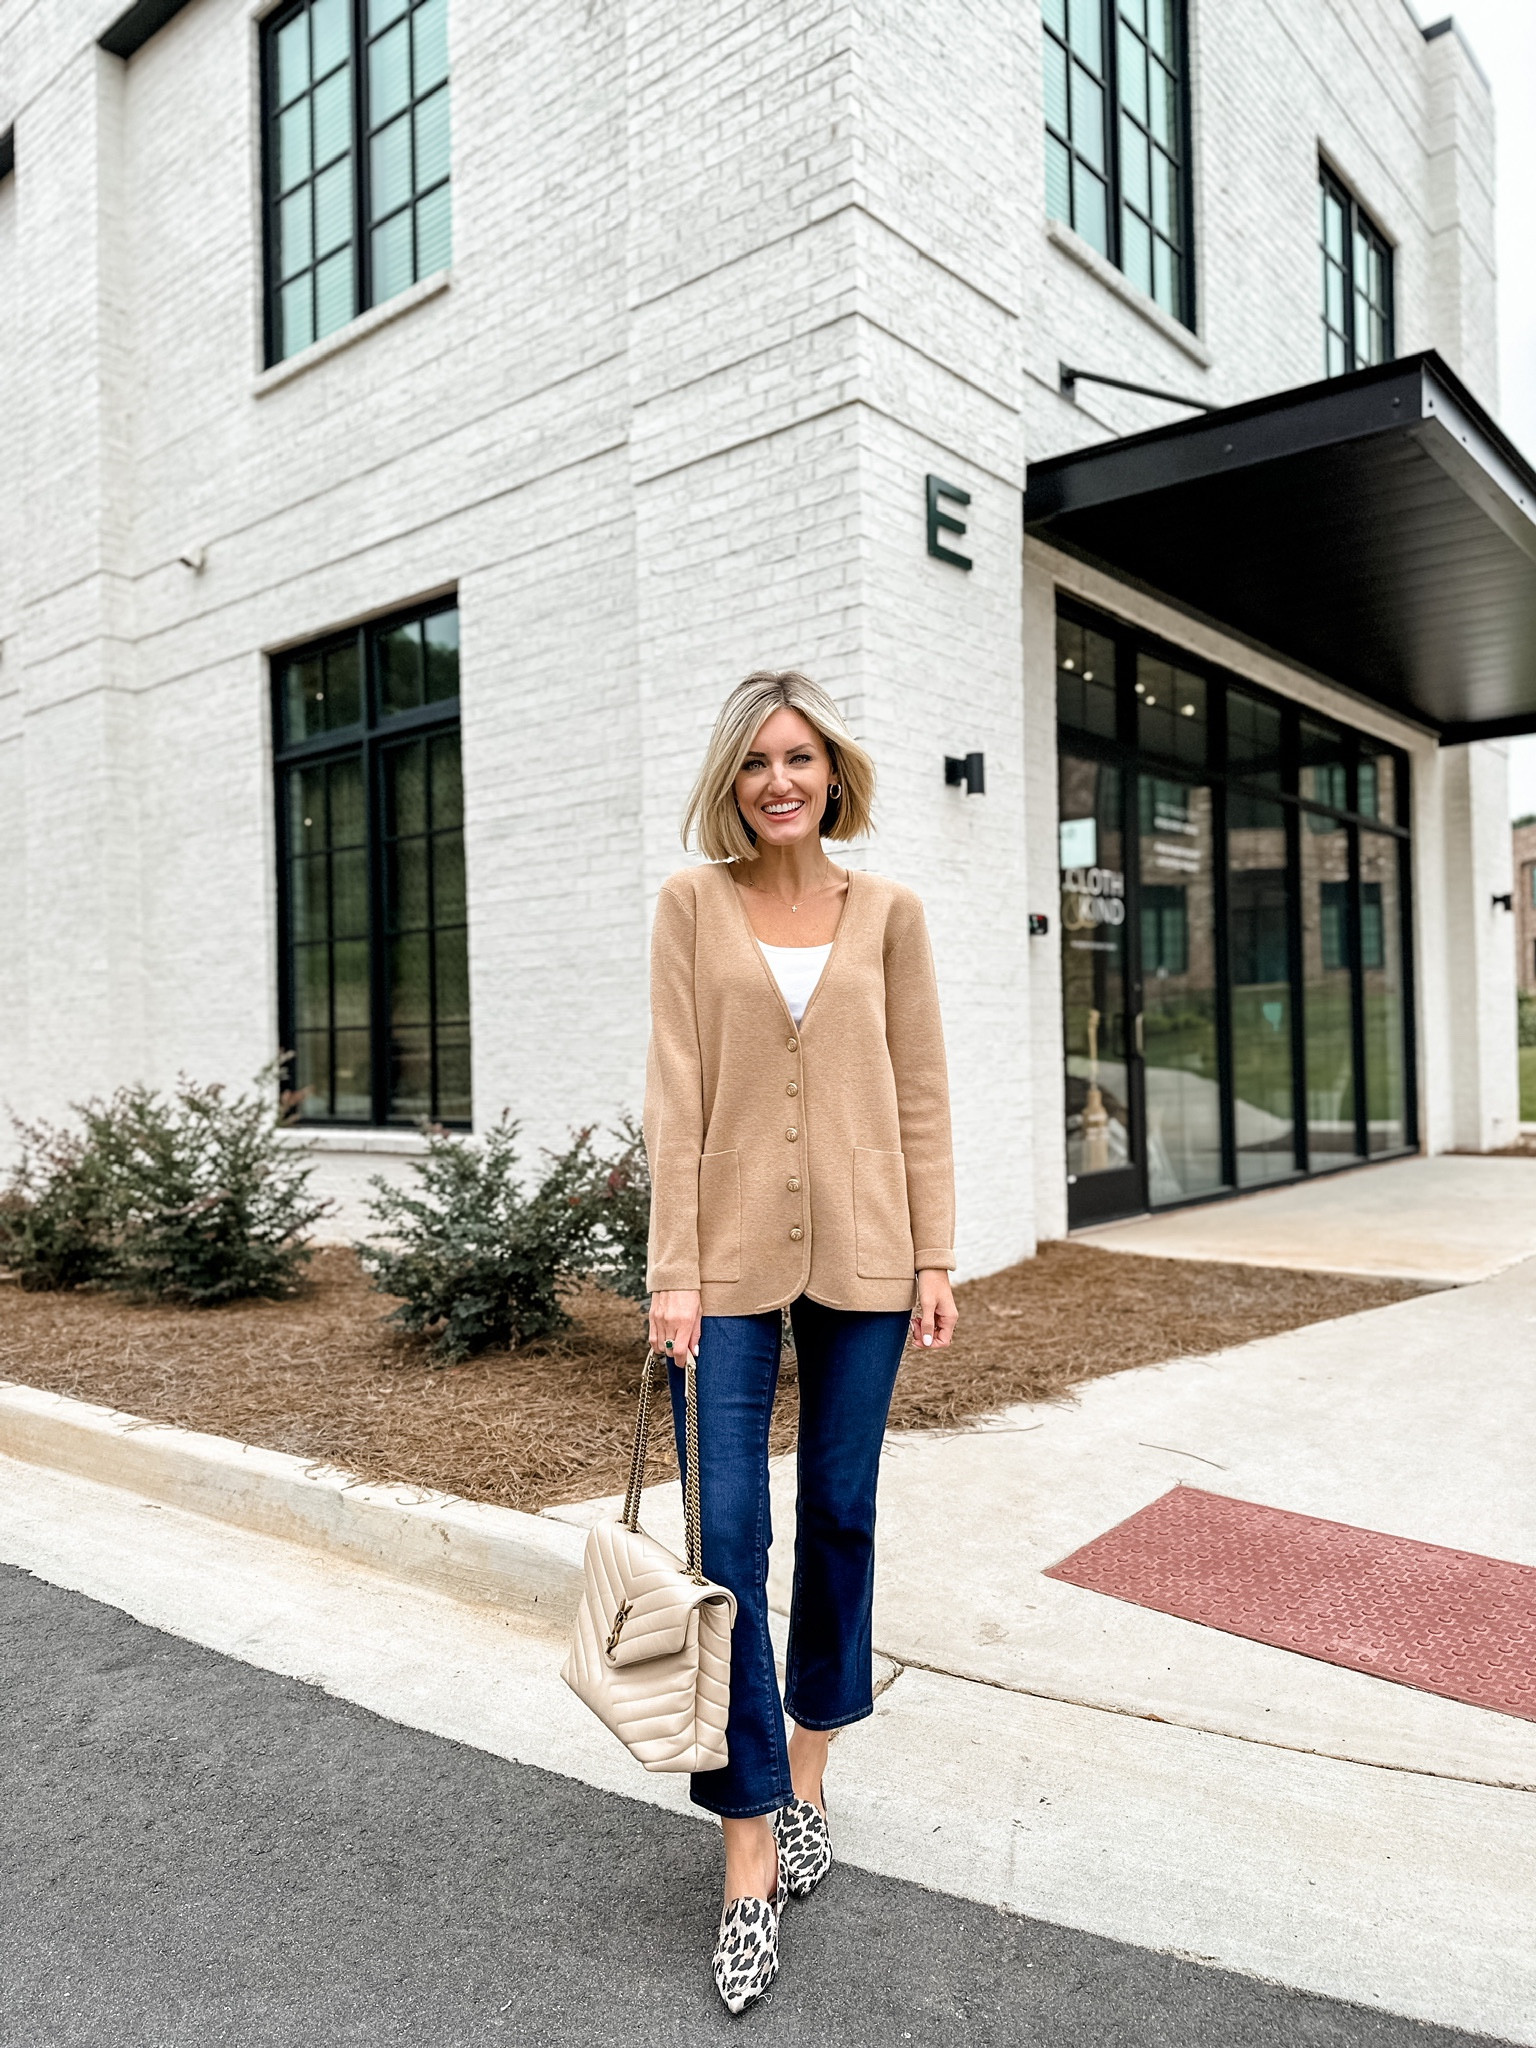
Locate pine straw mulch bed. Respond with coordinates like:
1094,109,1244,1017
0,1245,1426,1515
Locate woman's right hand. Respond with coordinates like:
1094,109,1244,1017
648,1288,702,1362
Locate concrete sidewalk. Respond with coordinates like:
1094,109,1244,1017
1076,1153,1536,1283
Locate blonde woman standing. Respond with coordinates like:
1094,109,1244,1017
645,670,958,2012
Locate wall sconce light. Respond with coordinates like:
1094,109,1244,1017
1492,892,1513,912
179,545,207,573
1029,913,1049,937
945,752,986,796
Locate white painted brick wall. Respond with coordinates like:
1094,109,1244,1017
0,0,1509,1263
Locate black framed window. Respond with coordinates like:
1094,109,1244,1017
1043,0,1193,326
263,0,451,366
1056,598,1415,1226
1320,164,1392,376
273,599,471,1127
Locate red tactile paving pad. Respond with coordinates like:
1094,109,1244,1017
1044,1487,1536,1721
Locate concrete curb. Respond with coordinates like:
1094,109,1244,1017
0,1380,586,1625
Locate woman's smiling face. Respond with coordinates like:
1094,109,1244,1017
734,707,834,849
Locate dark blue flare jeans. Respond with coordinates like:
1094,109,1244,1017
666,1295,909,1820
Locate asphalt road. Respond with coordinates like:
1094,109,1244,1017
0,1563,1510,2048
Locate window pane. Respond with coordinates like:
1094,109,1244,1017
369,0,409,29
1121,0,1146,29
315,247,354,336
331,847,369,938
1044,37,1069,134
1299,717,1348,807
1226,686,1283,790
1056,617,1118,739
382,622,425,715
431,833,465,924
276,14,310,103
284,654,323,741
1118,23,1147,120
295,941,330,1030
390,934,432,1023
369,19,412,124
1120,118,1149,214
333,939,371,1027
1073,162,1108,253
1148,60,1174,147
280,188,313,279
423,610,459,700
388,836,431,932
1122,208,1151,294
293,1030,330,1114
415,84,449,190
1066,0,1102,70
1045,134,1071,223
289,854,329,944
1070,65,1105,170
429,729,463,826
1060,755,1133,1181
1150,146,1174,232
313,64,351,165
436,1031,472,1122
1044,0,1067,31
1139,777,1225,1202
389,1029,432,1119
290,764,328,852
435,927,470,1022
1151,235,1173,311
1136,655,1205,766
386,738,428,833
1301,818,1360,1167
314,157,352,256
281,275,314,357
1146,0,1172,57
1228,796,1296,1187
324,640,362,727
372,208,414,301
311,0,351,75
279,100,312,189
371,112,413,218
328,756,366,846
333,1030,372,1119
416,181,451,274
413,0,449,92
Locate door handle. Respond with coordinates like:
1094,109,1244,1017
1133,1011,1144,1056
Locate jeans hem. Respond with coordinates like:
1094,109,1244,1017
781,1701,872,1733
689,1787,795,1821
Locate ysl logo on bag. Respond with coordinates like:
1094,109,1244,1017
606,1599,633,1657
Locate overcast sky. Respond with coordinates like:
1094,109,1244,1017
1428,1,1536,815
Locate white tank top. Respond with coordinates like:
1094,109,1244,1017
758,941,832,1024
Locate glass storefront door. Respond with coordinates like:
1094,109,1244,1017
1056,601,1415,1229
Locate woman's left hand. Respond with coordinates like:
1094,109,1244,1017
911,1269,958,1349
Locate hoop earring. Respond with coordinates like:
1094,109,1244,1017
828,781,842,800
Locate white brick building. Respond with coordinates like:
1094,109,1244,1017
0,0,1527,1261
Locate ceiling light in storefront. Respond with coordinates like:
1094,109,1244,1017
1181,702,1197,716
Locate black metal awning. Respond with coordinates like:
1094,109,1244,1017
1023,352,1536,744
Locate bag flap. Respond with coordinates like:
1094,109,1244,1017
581,1518,737,1666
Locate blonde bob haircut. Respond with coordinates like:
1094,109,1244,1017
683,670,876,864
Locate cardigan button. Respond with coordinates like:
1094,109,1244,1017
785,1081,799,1097
785,1037,798,1052
785,1126,798,1141
789,1227,803,1241
787,1177,800,1192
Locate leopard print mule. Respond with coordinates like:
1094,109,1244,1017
772,1789,832,1898
712,1849,788,2014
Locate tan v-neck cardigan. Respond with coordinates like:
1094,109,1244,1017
643,863,956,1317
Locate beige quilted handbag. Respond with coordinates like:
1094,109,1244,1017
561,1347,736,1772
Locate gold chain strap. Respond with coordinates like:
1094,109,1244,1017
621,1347,706,1587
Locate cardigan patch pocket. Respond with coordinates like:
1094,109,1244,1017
853,1147,913,1279
697,1151,743,1283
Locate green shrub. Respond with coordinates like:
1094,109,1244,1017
356,1118,611,1361
0,1074,330,1304
581,1114,652,1306
1519,990,1536,1049
0,1118,118,1292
